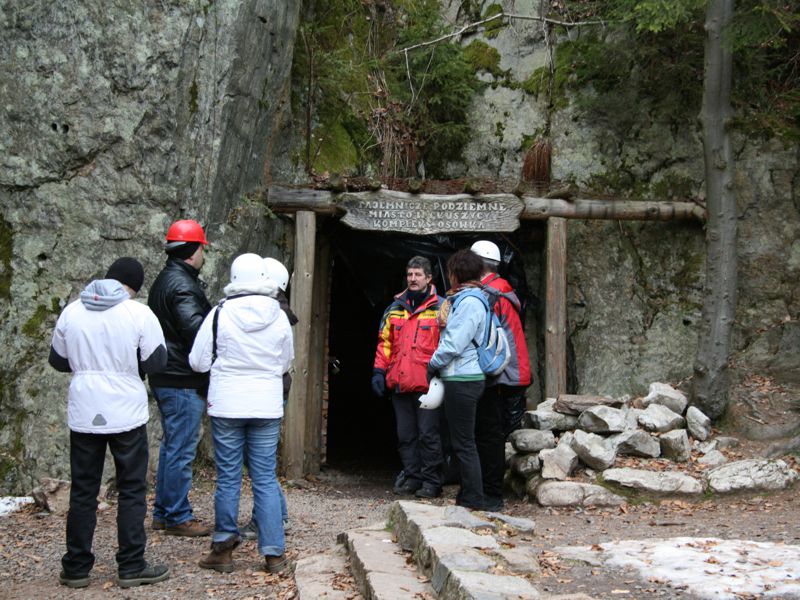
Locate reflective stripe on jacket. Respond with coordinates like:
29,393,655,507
374,286,442,393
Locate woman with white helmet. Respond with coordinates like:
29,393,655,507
189,253,294,574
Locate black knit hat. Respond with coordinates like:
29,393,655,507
105,257,145,292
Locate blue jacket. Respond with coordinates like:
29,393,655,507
428,289,486,381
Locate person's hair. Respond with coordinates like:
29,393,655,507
481,257,500,273
406,256,432,277
447,249,484,285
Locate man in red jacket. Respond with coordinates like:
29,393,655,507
372,256,444,498
471,240,532,510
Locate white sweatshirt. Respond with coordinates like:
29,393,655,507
50,279,167,434
189,292,294,419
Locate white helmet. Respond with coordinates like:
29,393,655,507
263,257,290,291
418,377,444,410
230,253,268,285
470,240,501,263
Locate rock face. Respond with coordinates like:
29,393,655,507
0,0,301,492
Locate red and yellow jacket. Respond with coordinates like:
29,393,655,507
374,286,442,393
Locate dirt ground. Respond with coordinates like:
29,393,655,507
2,380,798,600
2,460,798,600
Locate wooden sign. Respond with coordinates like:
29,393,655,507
339,191,524,234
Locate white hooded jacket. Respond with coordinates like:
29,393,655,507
49,279,167,434
189,284,294,419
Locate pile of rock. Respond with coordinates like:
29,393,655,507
506,382,798,506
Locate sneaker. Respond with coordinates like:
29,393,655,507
264,553,288,574
165,519,211,537
151,518,165,531
394,480,422,495
482,496,504,512
415,484,442,499
118,563,170,588
59,571,90,589
241,519,258,540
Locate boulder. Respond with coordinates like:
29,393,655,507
638,404,686,433
698,449,727,467
509,429,556,453
509,453,541,477
523,399,579,431
31,478,71,515
536,481,625,507
659,429,691,462
540,444,579,480
706,459,799,493
554,394,623,415
577,406,628,434
570,430,617,470
603,468,703,494
686,406,712,441
608,430,661,458
641,382,689,415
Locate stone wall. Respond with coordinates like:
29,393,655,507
0,0,301,493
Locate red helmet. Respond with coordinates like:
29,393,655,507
165,219,208,245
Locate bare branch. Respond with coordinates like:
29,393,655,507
397,11,608,54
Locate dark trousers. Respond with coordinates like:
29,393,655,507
443,380,485,507
476,385,507,500
62,425,148,577
392,393,443,487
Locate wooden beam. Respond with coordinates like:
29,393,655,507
267,186,705,222
284,210,316,479
304,234,331,474
545,217,568,399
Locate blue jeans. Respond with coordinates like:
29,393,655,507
211,417,284,557
152,387,205,526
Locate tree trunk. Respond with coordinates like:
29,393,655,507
692,0,737,419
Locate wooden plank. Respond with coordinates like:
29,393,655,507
267,186,705,223
545,217,568,399
339,191,524,234
284,210,316,479
304,233,331,474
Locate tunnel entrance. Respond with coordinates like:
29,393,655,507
324,223,538,475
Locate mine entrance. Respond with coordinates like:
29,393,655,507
324,223,537,474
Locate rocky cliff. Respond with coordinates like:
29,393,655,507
0,0,301,492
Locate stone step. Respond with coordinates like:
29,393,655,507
389,500,542,599
339,522,436,600
295,544,362,600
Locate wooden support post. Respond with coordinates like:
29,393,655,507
284,210,316,479
545,217,567,399
304,234,330,474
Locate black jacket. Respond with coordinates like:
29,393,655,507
147,257,212,389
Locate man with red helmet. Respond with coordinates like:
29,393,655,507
147,219,212,537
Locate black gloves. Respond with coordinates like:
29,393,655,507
426,363,438,384
371,369,386,398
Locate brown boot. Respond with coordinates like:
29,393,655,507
165,519,211,537
198,538,240,573
264,554,288,574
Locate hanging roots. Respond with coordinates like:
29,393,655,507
522,139,552,185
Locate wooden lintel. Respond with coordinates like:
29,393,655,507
267,186,706,222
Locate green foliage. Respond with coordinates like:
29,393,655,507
556,0,800,140
482,4,505,38
463,39,503,77
292,0,480,178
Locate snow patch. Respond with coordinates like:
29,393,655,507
577,537,800,599
0,496,34,516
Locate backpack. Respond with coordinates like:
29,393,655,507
450,288,511,377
